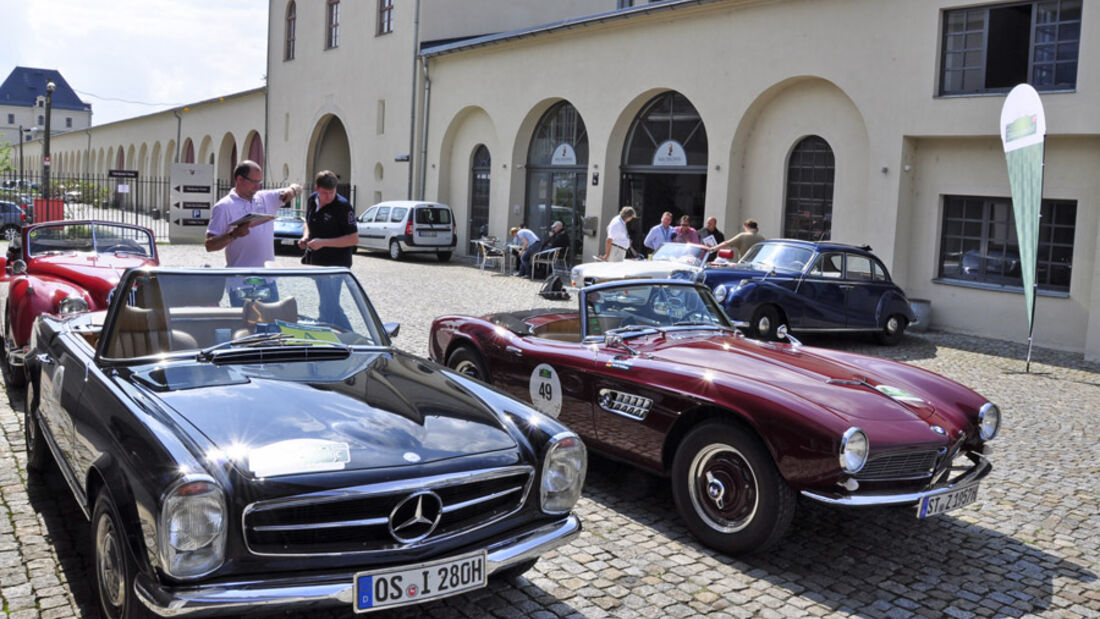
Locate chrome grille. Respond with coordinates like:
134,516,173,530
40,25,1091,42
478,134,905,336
243,466,533,556
598,389,653,420
856,450,939,480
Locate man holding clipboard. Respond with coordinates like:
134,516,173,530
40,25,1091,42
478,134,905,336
205,160,302,267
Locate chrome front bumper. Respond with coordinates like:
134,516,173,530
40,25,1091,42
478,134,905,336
136,514,580,617
800,452,992,507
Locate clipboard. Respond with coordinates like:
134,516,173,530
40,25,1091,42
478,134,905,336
230,212,276,228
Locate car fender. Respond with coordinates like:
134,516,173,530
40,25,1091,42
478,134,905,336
87,452,163,579
7,275,94,348
876,290,917,325
725,280,802,323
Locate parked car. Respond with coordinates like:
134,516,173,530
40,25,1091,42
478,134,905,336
703,239,916,344
356,200,456,261
0,200,27,242
569,242,708,289
21,267,585,617
272,207,305,254
2,221,158,388
430,279,999,554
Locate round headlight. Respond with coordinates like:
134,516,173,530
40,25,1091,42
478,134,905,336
839,427,869,474
540,432,587,514
58,295,90,314
978,402,1001,440
713,284,728,302
158,478,226,579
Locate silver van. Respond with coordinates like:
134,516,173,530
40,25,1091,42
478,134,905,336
355,200,456,261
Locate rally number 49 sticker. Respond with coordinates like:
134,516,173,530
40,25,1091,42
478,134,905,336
529,363,562,418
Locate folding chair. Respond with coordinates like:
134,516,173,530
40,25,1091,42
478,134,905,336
531,246,561,280
476,240,505,273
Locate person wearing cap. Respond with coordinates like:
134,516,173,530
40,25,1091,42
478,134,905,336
546,220,570,252
601,206,636,262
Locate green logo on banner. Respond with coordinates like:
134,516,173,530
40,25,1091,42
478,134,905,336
1005,114,1038,143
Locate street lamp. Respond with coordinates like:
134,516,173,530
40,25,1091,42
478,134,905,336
42,81,55,201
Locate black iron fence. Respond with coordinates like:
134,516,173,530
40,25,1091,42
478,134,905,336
1,171,356,242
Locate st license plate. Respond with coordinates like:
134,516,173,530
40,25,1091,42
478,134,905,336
280,239,297,246
418,230,436,237
353,551,486,613
917,484,979,518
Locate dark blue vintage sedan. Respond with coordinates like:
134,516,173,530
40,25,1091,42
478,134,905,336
703,240,916,344
273,207,305,254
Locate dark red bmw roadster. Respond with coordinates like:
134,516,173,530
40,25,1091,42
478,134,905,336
429,279,1000,554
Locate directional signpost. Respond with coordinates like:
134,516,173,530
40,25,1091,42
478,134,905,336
169,163,215,243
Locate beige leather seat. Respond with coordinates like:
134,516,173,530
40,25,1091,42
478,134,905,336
107,306,198,358
233,297,299,340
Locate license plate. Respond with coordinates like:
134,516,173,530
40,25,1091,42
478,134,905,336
353,551,486,613
280,239,297,246
418,230,436,237
917,484,979,518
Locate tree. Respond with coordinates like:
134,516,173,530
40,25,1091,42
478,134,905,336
0,140,12,173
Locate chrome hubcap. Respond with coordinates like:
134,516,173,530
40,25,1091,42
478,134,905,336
886,316,899,334
757,316,771,335
96,515,125,609
688,444,759,533
453,359,480,378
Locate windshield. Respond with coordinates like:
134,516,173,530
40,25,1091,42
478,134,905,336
651,243,707,267
26,222,155,258
276,208,303,220
584,283,730,337
101,270,384,360
740,243,813,272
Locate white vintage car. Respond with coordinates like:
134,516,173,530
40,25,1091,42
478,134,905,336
569,242,710,289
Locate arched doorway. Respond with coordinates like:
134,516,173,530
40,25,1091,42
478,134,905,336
783,135,834,241
525,101,587,264
620,91,708,250
309,115,353,202
468,145,491,251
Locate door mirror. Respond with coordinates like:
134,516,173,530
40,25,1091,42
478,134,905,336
383,322,400,338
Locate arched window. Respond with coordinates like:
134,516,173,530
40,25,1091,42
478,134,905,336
326,0,340,49
784,136,835,241
525,101,589,265
468,145,491,250
285,1,296,60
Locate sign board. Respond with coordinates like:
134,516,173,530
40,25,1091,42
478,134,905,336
169,163,215,243
117,184,130,194
108,169,139,179
653,140,687,166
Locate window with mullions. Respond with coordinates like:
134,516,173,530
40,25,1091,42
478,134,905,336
378,0,394,35
326,0,340,49
285,1,296,60
940,0,1081,95
783,136,834,242
938,195,1075,292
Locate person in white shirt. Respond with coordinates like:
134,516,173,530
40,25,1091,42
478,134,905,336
643,211,675,254
600,206,636,262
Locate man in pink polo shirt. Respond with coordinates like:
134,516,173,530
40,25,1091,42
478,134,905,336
206,160,302,267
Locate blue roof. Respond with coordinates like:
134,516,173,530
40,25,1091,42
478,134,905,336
0,67,91,112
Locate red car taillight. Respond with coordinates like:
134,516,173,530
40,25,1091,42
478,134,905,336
405,221,414,236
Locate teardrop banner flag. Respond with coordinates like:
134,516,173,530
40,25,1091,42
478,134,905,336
999,84,1046,371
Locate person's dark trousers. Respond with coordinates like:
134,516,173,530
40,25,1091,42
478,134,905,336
519,240,542,278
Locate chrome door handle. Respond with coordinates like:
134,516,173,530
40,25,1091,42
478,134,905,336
35,353,55,365
505,345,523,357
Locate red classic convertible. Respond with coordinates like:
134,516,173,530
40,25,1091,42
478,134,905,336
429,280,1000,554
2,220,158,387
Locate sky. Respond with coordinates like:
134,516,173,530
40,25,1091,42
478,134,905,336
1,0,269,127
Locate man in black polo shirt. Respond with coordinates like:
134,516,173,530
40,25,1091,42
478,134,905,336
298,170,358,330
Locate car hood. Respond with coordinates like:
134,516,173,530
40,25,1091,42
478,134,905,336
136,351,518,477
32,254,158,305
703,264,779,284
639,333,952,424
575,260,701,281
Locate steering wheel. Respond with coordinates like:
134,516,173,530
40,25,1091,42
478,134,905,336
789,260,805,270
101,240,145,255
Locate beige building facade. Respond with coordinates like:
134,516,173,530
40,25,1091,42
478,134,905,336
17,89,265,185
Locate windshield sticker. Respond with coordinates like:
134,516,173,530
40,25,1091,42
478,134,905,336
275,319,341,343
606,357,634,371
529,363,562,418
247,439,350,477
875,385,926,405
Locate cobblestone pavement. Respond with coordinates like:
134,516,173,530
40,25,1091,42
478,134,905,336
1,244,1098,618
